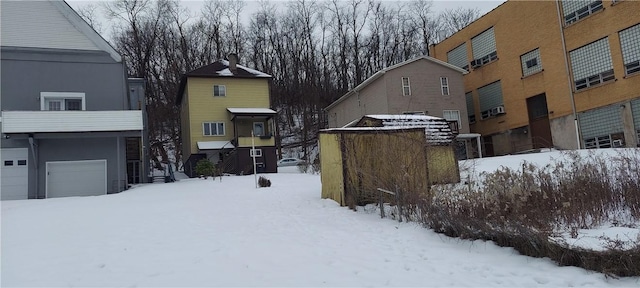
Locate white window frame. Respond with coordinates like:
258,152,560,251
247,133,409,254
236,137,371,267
401,77,411,96
253,122,265,136
40,92,86,111
250,149,262,157
440,77,450,95
203,122,225,136
213,85,226,97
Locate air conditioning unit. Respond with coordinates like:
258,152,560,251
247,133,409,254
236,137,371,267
613,139,624,147
491,105,506,115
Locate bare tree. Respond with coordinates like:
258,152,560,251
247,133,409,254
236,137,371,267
439,7,480,40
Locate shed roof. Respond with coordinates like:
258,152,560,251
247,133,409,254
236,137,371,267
349,114,456,145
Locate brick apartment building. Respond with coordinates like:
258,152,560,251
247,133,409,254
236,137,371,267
430,0,640,156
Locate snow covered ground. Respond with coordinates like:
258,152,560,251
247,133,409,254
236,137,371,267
2,151,640,287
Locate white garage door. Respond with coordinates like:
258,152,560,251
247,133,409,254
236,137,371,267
1,148,29,200
46,160,107,198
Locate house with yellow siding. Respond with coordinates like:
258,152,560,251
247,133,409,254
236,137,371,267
176,55,277,177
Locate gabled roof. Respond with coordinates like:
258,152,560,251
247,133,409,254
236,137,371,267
176,60,272,105
1,0,122,62
325,55,468,111
186,60,271,78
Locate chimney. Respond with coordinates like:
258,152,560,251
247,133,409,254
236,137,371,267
228,53,238,72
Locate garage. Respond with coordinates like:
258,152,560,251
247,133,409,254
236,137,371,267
46,160,107,198
1,148,29,200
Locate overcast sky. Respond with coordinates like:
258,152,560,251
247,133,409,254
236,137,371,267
67,0,506,24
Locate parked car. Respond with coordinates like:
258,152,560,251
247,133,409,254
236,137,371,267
277,158,306,167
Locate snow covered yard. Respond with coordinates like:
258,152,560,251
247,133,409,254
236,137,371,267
2,156,640,287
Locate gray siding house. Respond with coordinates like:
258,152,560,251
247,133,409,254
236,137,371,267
1,0,146,200
325,56,482,158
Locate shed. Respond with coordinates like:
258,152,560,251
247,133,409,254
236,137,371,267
319,127,431,209
351,114,461,185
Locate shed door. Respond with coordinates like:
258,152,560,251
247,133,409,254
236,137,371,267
46,160,107,198
1,148,29,200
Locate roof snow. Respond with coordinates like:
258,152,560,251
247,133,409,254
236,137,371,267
219,60,271,77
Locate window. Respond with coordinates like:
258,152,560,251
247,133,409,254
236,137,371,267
447,43,469,71
40,92,85,111
570,37,614,91
203,122,225,136
562,0,603,25
213,85,226,97
477,81,504,120
18,160,27,166
4,160,14,166
440,77,449,95
619,24,640,76
521,48,542,77
466,92,476,124
584,135,612,149
401,77,411,96
403,111,426,115
250,149,262,157
443,110,461,133
253,122,265,136
471,27,497,68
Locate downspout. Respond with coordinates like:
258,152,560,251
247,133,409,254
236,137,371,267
28,135,38,198
556,0,582,149
117,136,122,193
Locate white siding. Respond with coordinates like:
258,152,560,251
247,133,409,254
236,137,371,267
0,1,100,51
1,111,143,133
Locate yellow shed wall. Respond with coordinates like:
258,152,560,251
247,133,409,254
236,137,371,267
319,133,345,205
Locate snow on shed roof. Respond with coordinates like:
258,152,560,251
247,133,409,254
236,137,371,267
349,114,456,145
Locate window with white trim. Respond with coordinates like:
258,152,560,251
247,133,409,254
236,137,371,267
40,92,85,111
203,122,225,136
447,43,469,71
569,37,614,91
619,24,640,76
250,149,262,157
213,85,226,97
471,27,497,68
562,0,603,25
401,77,411,96
521,48,542,77
253,122,265,136
440,77,449,95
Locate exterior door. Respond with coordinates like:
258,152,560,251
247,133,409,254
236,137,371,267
527,94,553,149
1,148,29,200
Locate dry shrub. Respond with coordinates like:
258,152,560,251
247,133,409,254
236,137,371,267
421,149,640,277
258,176,271,187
